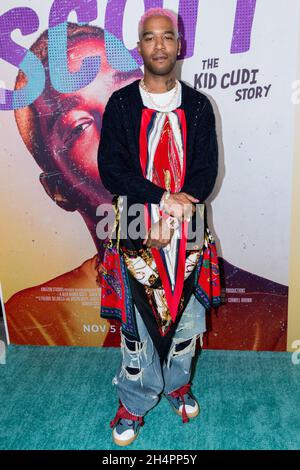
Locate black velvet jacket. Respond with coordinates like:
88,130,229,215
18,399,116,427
97,78,218,206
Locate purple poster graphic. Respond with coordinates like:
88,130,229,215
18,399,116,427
0,0,257,110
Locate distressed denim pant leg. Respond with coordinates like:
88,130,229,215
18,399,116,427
162,294,206,394
112,294,206,416
112,306,164,417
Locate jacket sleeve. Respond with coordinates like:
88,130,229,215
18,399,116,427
97,95,166,205
181,97,218,202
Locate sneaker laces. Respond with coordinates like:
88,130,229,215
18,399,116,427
168,383,192,424
110,400,144,429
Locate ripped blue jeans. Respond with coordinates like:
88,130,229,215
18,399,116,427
112,294,206,417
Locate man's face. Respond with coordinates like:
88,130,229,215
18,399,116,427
34,36,142,209
137,15,180,76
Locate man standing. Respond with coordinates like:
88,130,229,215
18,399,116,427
97,7,221,446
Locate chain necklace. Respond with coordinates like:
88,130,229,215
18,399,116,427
139,78,179,110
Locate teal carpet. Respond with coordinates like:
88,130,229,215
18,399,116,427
0,345,299,450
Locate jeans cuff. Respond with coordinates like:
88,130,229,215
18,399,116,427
119,398,145,418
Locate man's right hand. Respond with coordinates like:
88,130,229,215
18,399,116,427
163,192,199,220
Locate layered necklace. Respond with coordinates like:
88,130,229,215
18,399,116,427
139,78,179,110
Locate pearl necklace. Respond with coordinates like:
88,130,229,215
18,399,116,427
139,78,179,110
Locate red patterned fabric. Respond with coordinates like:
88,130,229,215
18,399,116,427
197,235,221,309
96,241,127,323
139,108,188,323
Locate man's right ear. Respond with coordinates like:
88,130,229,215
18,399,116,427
39,172,78,212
